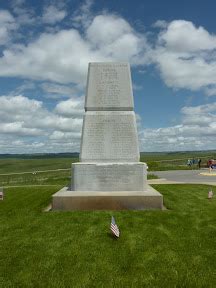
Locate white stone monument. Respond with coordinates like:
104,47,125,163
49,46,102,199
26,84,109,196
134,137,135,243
52,62,163,210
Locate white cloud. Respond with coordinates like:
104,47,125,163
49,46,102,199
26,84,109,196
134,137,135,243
181,102,216,115
0,95,83,152
49,131,81,140
87,15,132,46
11,0,36,25
158,20,216,52
0,10,18,45
12,81,36,94
87,15,148,62
0,14,149,84
205,86,216,97
2,6,216,153
42,5,67,24
55,97,84,117
1,95,216,153
139,102,216,151
152,20,168,29
2,15,216,94
0,95,42,115
0,122,42,136
41,82,77,98
0,29,100,84
153,20,216,91
2,5,216,95
72,0,94,28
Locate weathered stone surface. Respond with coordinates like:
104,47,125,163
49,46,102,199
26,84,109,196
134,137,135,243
80,111,139,162
72,162,147,191
52,62,163,210
52,186,163,210
85,62,134,111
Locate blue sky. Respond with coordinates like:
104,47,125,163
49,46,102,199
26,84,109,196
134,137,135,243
1,0,216,153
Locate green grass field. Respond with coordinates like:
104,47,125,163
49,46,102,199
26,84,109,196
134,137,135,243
0,157,78,174
0,170,71,186
2,150,216,186
141,150,216,171
0,170,159,186
0,156,162,186
1,184,216,287
1,150,215,186
140,150,216,161
0,157,75,186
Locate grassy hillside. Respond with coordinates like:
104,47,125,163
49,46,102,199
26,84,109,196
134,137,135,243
0,150,215,186
0,151,215,176
141,151,216,171
1,184,216,287
0,158,78,174
140,150,216,161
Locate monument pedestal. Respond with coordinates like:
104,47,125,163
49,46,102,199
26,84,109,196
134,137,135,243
52,186,163,210
72,162,148,191
52,161,163,210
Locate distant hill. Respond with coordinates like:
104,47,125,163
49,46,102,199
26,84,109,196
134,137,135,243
1,150,216,160
0,153,79,159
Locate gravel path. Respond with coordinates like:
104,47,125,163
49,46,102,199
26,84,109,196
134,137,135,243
148,169,216,185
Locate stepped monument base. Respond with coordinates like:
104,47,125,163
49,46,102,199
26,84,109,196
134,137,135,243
52,62,163,210
52,186,163,210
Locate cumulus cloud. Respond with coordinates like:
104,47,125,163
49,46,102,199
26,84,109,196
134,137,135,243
72,0,94,28
205,86,216,97
0,122,42,136
0,14,149,84
0,10,18,45
49,131,81,140
153,20,216,91
10,0,37,25
140,101,216,151
1,14,216,94
1,3,216,153
0,95,83,152
158,20,216,52
152,20,168,29
42,5,67,24
0,95,42,117
87,15,132,46
2,95,216,153
86,15,148,63
55,97,84,117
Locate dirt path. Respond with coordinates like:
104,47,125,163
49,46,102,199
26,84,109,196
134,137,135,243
3,184,61,188
0,168,70,176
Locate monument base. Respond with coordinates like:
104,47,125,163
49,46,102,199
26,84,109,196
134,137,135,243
52,185,163,210
72,162,147,191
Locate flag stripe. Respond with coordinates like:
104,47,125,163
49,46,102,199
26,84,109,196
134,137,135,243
110,216,120,237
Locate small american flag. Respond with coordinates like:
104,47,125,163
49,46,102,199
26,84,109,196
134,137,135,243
208,189,214,199
0,187,3,200
110,216,120,238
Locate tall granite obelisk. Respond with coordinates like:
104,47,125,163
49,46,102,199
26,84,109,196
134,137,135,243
73,62,147,191
52,62,163,210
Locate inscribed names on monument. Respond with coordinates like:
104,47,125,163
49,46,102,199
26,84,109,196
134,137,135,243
85,63,134,110
80,111,139,162
73,163,145,191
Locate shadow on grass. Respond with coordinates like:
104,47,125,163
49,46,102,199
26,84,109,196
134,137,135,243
106,232,119,240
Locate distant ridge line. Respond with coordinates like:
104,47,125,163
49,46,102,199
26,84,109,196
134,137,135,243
0,150,216,159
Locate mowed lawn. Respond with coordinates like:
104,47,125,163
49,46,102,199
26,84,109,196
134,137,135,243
0,158,78,174
1,184,216,287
